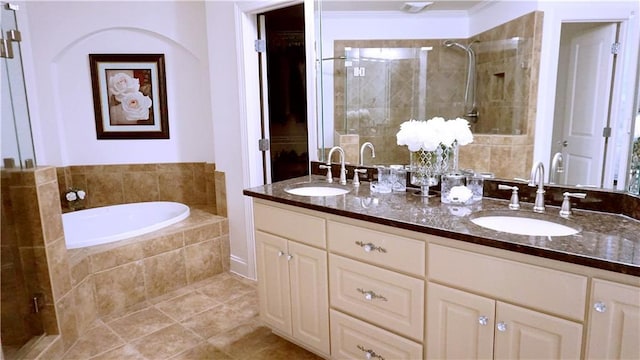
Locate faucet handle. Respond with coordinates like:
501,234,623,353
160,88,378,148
319,164,333,183
353,168,367,186
559,192,587,218
498,184,520,210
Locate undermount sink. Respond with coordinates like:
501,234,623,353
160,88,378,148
285,183,350,197
470,212,580,237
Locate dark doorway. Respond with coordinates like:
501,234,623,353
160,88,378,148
260,4,309,182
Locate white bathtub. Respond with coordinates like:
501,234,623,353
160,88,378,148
62,201,190,249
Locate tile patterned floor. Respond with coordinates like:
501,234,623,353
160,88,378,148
60,272,322,359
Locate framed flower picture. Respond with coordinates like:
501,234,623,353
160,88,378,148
89,54,169,139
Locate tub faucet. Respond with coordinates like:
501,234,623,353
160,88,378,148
550,152,564,185
326,146,347,185
353,142,376,186
528,161,546,213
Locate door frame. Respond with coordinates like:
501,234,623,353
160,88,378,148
535,2,640,190
235,0,316,279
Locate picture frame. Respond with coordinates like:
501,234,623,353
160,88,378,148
89,53,169,139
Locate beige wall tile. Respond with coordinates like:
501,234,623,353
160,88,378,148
220,235,230,272
158,172,193,204
90,242,144,273
214,171,227,217
34,167,57,185
141,232,184,257
55,292,78,351
123,172,159,203
143,249,187,299
37,181,64,244
45,238,72,301
185,240,221,284
184,223,220,246
94,261,146,317
70,255,91,286
35,336,64,360
73,278,97,334
86,172,124,207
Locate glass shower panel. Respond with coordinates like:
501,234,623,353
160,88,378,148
342,47,430,164
1,2,36,169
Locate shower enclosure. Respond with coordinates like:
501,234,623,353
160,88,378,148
1,3,44,359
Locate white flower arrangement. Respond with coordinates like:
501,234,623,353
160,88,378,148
396,117,474,152
65,188,86,202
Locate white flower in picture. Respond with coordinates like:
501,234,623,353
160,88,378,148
121,92,152,121
108,72,140,102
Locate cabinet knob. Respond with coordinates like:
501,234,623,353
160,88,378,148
355,241,387,253
497,322,507,332
357,345,384,360
478,316,489,326
594,302,607,313
286,254,293,261
277,251,284,257
356,288,387,301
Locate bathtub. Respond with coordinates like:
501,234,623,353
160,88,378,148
62,201,190,249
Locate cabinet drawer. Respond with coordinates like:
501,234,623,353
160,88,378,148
329,254,424,341
330,309,423,360
428,244,587,321
254,202,325,248
328,221,425,277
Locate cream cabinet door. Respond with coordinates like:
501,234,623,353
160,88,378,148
256,231,292,336
288,241,330,356
426,282,495,360
494,302,583,360
585,279,640,359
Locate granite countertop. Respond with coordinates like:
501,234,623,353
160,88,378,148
243,175,640,277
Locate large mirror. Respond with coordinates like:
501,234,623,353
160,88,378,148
314,0,640,193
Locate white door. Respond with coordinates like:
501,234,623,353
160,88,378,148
560,23,617,187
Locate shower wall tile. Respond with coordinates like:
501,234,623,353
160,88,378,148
94,261,146,317
143,249,187,299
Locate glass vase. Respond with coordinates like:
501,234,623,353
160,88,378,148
409,147,449,197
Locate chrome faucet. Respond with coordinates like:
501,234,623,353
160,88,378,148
359,142,376,166
529,161,546,213
353,142,376,186
550,152,564,185
326,146,347,185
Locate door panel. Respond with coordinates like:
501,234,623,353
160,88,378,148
561,23,617,187
426,282,495,360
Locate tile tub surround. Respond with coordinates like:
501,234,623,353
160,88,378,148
244,175,640,276
56,162,226,214
66,208,229,319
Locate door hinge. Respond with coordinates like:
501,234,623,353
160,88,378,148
610,42,620,55
602,126,612,138
258,138,270,151
254,39,266,53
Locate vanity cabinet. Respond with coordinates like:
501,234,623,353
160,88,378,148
253,203,330,356
328,220,425,359
585,278,640,359
427,244,585,359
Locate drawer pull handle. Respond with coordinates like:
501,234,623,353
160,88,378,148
594,302,607,313
478,316,489,326
497,321,507,332
357,345,384,360
357,288,387,301
355,241,387,253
